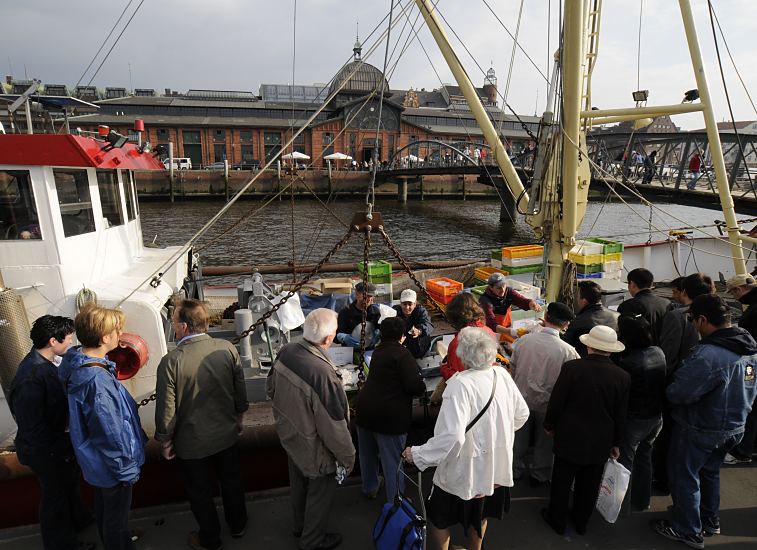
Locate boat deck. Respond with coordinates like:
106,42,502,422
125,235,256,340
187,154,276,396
1,463,756,549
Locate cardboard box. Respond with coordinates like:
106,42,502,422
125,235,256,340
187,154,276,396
316,277,355,295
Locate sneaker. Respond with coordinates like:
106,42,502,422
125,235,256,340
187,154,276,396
651,519,704,549
723,452,751,465
187,531,222,550
702,516,720,536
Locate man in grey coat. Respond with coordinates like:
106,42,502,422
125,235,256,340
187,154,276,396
267,308,355,550
155,299,249,550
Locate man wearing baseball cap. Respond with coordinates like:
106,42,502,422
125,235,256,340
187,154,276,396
479,272,542,341
335,282,381,348
393,289,433,358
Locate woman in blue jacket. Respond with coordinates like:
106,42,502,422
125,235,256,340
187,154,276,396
59,304,147,550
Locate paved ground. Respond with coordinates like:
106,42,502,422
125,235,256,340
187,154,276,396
1,463,756,550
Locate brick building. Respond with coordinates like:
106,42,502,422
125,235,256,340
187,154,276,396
4,43,539,168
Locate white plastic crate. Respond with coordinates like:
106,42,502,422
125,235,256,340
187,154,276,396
504,278,541,300
571,239,604,256
601,260,624,273
502,255,543,268
601,270,623,280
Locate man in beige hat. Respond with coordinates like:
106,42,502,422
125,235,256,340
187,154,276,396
542,325,631,536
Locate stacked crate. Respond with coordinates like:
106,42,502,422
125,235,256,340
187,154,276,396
491,244,544,275
473,266,508,286
425,277,464,312
357,260,393,304
569,238,624,280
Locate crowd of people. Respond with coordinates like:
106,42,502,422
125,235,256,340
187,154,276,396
7,265,757,550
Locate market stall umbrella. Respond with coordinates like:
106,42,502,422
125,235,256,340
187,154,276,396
281,151,311,160
323,152,353,160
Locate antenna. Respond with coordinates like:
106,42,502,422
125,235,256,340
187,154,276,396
128,62,133,92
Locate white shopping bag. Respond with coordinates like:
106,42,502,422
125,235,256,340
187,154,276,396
595,458,631,524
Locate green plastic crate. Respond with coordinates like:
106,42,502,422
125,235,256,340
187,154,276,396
504,265,542,275
366,273,392,284
357,260,392,279
575,263,602,274
586,237,624,254
471,285,487,295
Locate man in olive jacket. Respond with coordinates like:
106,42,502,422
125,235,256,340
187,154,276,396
155,299,249,550
267,308,355,550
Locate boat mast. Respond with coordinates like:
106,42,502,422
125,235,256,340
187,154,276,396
678,0,747,276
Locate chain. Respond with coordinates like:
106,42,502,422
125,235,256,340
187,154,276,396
357,228,371,383
231,228,356,344
378,226,449,322
137,392,156,409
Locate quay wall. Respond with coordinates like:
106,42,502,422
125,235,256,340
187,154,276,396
133,170,497,200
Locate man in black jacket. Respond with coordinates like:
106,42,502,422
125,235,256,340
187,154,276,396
8,316,92,550
542,325,630,536
336,282,381,348
723,274,757,464
563,281,618,356
618,268,670,342
393,289,433,358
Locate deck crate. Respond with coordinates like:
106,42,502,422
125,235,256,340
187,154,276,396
586,237,625,254
357,260,392,283
568,251,603,265
504,278,542,300
576,272,602,279
601,259,624,273
575,263,602,274
505,264,542,275
474,266,508,284
571,240,604,256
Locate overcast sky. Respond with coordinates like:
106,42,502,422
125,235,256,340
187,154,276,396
5,0,756,129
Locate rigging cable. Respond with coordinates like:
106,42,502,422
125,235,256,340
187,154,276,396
290,0,299,283
116,0,420,306
86,0,147,87
74,0,135,89
367,0,396,213
707,0,756,201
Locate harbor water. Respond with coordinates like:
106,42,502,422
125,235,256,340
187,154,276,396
140,198,751,270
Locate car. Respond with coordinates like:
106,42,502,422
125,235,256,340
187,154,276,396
206,161,227,170
163,157,192,170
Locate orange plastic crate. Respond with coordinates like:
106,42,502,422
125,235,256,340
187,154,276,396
426,277,463,299
501,244,544,260
474,266,508,282
427,291,457,305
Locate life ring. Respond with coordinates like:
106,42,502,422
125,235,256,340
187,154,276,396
109,333,150,380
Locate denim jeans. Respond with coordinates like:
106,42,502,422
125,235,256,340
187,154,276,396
357,427,406,502
94,483,135,550
619,415,663,511
668,423,742,536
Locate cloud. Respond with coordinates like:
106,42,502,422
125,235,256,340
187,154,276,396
4,0,755,128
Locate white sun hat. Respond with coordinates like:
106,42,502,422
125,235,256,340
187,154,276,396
579,325,625,353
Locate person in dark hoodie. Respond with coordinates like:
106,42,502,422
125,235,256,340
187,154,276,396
59,305,147,550
562,281,618,356
723,274,757,464
393,289,433,358
652,295,757,549
8,315,93,550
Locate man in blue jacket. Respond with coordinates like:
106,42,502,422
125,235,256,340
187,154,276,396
59,305,147,550
8,315,92,550
653,294,757,549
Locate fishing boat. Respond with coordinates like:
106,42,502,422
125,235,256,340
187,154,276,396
1,0,756,533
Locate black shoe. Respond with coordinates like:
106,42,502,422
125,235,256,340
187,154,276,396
540,508,564,535
187,531,222,550
230,523,247,538
651,519,704,549
311,532,342,550
76,542,96,550
702,515,720,536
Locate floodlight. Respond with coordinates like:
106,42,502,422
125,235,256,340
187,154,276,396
632,90,649,102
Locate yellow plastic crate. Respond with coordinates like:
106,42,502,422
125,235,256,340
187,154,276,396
502,244,544,260
568,251,603,265
604,252,623,262
474,266,508,283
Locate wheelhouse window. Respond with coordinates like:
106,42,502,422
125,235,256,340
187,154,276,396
122,170,138,220
0,170,41,240
96,170,124,228
54,170,96,237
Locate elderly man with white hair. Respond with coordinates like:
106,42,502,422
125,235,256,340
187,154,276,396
267,308,355,550
402,327,529,550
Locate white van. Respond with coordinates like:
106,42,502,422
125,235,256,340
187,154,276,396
163,158,192,170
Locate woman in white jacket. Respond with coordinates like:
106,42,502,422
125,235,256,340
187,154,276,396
402,326,529,550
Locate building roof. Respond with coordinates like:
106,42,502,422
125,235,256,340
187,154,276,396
67,113,311,129
330,60,389,96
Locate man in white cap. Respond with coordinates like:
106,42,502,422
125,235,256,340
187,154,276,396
393,289,433,358
542,325,630,537
479,272,541,340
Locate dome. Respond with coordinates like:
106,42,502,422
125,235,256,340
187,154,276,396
330,61,389,97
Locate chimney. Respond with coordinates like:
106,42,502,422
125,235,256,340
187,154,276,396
5,75,12,85
165,88,172,96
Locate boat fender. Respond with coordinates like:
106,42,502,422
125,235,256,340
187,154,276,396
109,332,150,380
